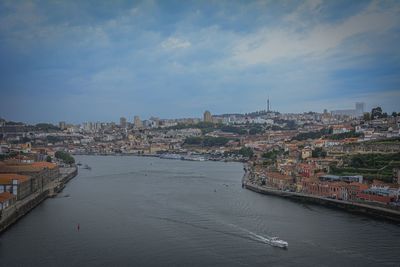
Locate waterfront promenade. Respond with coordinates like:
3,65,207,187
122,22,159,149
0,167,78,234
243,172,400,223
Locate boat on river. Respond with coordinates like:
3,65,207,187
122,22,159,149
266,237,288,248
83,164,92,170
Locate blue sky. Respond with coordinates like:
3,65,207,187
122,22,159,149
0,0,399,123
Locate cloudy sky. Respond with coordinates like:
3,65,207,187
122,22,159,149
0,0,399,123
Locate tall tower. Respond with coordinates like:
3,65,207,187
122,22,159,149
355,102,365,117
120,117,127,128
267,97,270,113
134,116,142,128
203,111,212,123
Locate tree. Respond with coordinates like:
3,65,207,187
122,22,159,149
312,147,327,158
55,151,75,164
371,107,383,119
238,147,254,158
363,112,371,121
46,155,52,162
392,112,398,117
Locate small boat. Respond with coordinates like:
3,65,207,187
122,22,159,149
83,164,92,170
76,162,82,166
267,237,288,248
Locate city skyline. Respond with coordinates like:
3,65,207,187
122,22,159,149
1,0,399,123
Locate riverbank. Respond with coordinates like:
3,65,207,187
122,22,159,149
73,152,246,163
0,166,78,234
243,174,400,223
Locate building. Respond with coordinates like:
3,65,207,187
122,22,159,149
0,192,16,211
59,121,66,130
357,187,396,204
0,173,32,200
331,102,366,118
120,117,127,128
301,147,312,159
319,174,363,183
266,171,293,190
355,102,365,117
203,111,212,123
134,116,142,128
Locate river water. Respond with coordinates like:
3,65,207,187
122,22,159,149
0,155,399,266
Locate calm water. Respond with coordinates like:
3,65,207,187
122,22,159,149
0,155,399,266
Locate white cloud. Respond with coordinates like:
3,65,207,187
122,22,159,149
161,37,191,50
231,1,400,66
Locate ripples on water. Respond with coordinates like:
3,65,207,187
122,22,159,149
0,155,399,267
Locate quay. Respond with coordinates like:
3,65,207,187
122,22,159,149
243,173,400,223
0,166,78,234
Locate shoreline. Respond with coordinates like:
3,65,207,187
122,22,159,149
243,174,400,223
73,152,246,163
0,166,78,234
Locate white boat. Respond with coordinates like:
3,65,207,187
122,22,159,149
267,237,288,248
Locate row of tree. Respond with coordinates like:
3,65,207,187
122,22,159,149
55,151,75,164
184,136,230,147
364,106,399,120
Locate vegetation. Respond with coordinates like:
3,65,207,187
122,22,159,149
55,151,75,164
330,130,363,140
184,136,230,147
293,128,362,141
312,147,327,158
363,112,371,121
330,153,400,182
238,147,254,158
262,149,283,160
225,147,254,158
46,155,52,162
293,128,331,141
221,125,247,135
248,125,264,135
35,123,60,132
46,135,63,143
0,151,18,161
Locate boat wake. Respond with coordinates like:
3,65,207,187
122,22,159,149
228,224,288,249
150,216,288,249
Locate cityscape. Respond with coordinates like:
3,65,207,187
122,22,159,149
1,101,400,209
1,0,400,266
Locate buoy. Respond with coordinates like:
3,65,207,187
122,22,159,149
77,223,80,231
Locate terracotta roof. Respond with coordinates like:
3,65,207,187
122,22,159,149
0,173,30,184
267,171,292,180
0,161,57,173
30,162,57,169
0,192,15,203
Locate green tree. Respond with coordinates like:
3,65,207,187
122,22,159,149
55,151,75,164
46,155,52,162
363,112,371,121
371,106,383,119
312,147,327,158
238,147,254,158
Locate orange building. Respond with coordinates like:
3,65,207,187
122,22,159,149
0,173,32,200
0,192,16,210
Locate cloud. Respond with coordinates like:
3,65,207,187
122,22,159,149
161,37,191,50
231,0,400,66
0,0,399,123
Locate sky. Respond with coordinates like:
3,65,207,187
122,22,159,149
0,0,399,124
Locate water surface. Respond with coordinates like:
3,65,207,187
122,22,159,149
0,156,399,266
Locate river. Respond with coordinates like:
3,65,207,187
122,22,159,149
0,155,399,266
